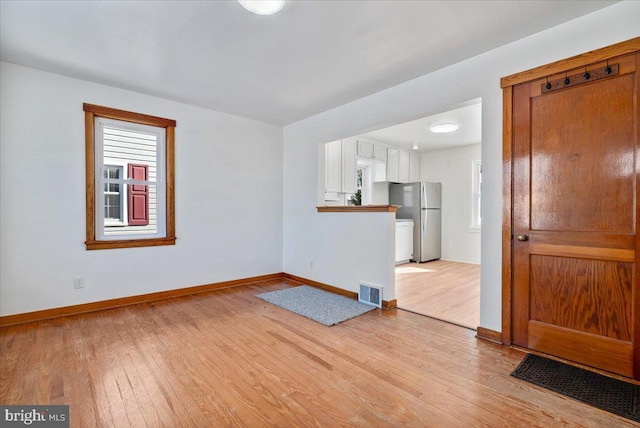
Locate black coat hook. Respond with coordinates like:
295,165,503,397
545,77,551,90
583,66,590,80
605,61,612,75
564,72,570,85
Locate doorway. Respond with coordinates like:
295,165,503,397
359,100,482,329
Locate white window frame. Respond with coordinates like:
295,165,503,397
94,117,166,241
357,165,371,205
103,164,127,226
469,159,482,232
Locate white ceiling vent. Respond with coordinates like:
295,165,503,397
359,283,382,308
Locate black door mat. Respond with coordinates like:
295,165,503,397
511,353,640,423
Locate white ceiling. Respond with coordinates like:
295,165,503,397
0,1,617,126
360,100,482,152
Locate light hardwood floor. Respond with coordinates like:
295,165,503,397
0,280,633,427
396,260,480,329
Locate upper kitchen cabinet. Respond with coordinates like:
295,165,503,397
357,139,388,162
374,143,387,162
399,150,410,183
324,140,342,193
357,139,374,158
324,139,357,194
342,138,357,194
387,148,399,182
386,148,412,183
409,152,420,182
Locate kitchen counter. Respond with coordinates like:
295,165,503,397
316,205,399,213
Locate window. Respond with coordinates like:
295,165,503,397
84,103,176,250
470,159,482,231
98,122,157,235
103,165,124,224
348,166,369,206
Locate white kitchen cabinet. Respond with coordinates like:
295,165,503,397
387,148,399,182
357,139,388,162
342,138,357,194
374,143,387,161
399,150,410,183
324,140,342,193
409,152,420,182
357,140,374,158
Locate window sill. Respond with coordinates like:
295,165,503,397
317,205,399,213
86,237,176,250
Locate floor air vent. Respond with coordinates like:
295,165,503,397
359,283,382,308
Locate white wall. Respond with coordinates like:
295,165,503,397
421,144,481,264
0,62,283,316
285,135,396,301
283,1,640,331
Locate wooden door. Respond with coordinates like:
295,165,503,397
512,52,639,378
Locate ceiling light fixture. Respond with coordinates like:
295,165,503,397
412,143,419,150
238,0,285,15
430,123,459,133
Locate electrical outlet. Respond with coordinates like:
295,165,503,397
74,276,85,289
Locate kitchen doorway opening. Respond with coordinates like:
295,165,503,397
367,99,482,329
317,98,482,329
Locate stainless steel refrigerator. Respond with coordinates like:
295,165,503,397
389,182,441,262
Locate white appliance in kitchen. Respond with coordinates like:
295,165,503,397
389,182,441,262
395,219,414,264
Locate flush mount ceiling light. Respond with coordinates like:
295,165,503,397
430,123,459,133
412,143,419,150
238,0,285,15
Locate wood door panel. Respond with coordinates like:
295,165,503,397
530,255,632,341
531,231,635,249
530,74,635,233
528,321,633,377
529,243,635,262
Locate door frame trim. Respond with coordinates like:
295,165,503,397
500,38,640,88
501,37,640,346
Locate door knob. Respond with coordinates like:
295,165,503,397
517,235,529,242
